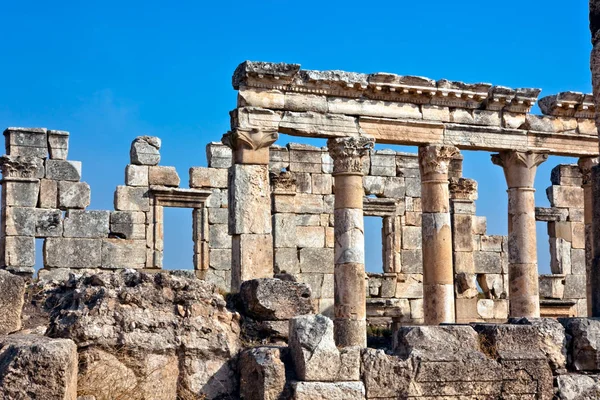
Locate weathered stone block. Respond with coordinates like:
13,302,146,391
481,235,503,252
114,185,149,212
292,381,365,400
564,274,586,299
47,129,69,160
240,347,287,400
130,136,161,165
395,274,423,298
299,248,334,273
240,278,313,320
208,208,228,224
539,274,566,299
232,233,274,288
229,164,271,235
4,206,36,236
125,164,149,186
404,177,420,197
294,193,324,214
149,166,180,187
312,173,332,195
0,335,77,400
273,213,297,247
206,142,232,168
472,216,487,235
45,159,82,181
401,226,421,250
296,226,325,248
294,172,312,193
0,270,25,334
101,239,146,269
556,374,600,399
401,249,422,273
370,150,396,177
110,211,146,240
45,237,102,268
571,248,586,275
0,236,35,269
454,251,474,273
474,251,502,273
551,164,583,186
209,248,231,270
3,180,40,207
209,224,231,249
560,318,600,371
189,167,228,188
34,208,63,237
58,181,91,210
4,127,47,157
510,317,567,371
547,185,584,208
274,248,300,275
64,210,110,238
38,179,58,209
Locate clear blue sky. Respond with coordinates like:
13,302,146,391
0,0,593,274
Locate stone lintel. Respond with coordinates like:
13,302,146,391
150,187,211,208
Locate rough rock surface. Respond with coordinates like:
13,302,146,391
556,374,600,399
0,334,78,400
292,381,365,400
239,346,290,400
510,317,567,371
240,278,313,321
46,270,241,399
0,269,25,334
560,318,600,371
130,136,161,166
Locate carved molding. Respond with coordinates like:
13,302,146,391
578,157,599,185
270,171,296,193
0,155,40,179
491,150,548,170
418,145,459,176
539,92,595,119
449,178,478,201
222,128,278,151
327,136,375,174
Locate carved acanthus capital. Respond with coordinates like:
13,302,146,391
491,150,548,188
418,145,459,177
222,128,278,151
449,178,478,201
578,157,599,185
327,136,375,175
0,155,39,179
270,171,296,193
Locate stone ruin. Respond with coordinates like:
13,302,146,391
3,9,600,397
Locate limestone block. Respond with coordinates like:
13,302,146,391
45,159,81,181
550,238,572,274
370,150,396,176
292,381,365,400
297,226,325,248
232,233,274,286
240,278,313,320
382,177,404,198
4,127,47,157
294,193,324,214
560,318,600,372
472,216,487,235
564,274,586,299
0,270,25,334
422,105,450,122
476,299,494,319
481,235,503,252
0,236,35,269
273,214,296,248
206,142,232,168
0,335,77,400
205,268,231,292
230,164,271,235
294,172,312,193
395,274,423,298
101,239,146,269
455,298,480,323
380,275,398,298
454,251,474,274
453,214,474,251
296,214,321,226
510,317,567,371
556,374,600,399
536,206,569,222
539,274,566,299
189,166,228,189
38,179,58,208
114,185,149,212
269,145,290,172
572,222,585,249
551,164,583,187
401,249,422,273
410,299,424,320
503,112,526,129
47,129,69,160
149,166,180,187
401,226,421,250
274,248,300,275
363,176,385,196
368,277,382,297
323,194,334,214
240,347,287,400
404,177,420,197
34,208,63,237
299,248,334,273
58,181,91,210
45,238,102,268
549,221,573,241
404,211,420,226
63,210,110,238
474,251,502,274
393,325,480,360
125,164,149,186
312,173,332,195
361,349,412,398
321,273,334,298
206,189,224,208
4,206,36,236
3,180,40,207
569,208,584,222
130,136,161,165
209,224,231,249
208,208,228,224
209,248,231,270
546,186,584,208
571,248,586,275
110,211,146,240
334,209,364,264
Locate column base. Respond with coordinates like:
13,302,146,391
334,318,366,347
423,283,455,325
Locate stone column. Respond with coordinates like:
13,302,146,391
222,128,278,293
578,157,598,315
418,145,459,325
492,150,548,318
328,136,374,347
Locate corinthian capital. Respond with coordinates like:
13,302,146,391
222,128,278,151
418,145,459,176
0,155,40,179
449,178,478,201
491,150,548,188
327,136,375,175
578,157,599,185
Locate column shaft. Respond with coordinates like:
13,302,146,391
419,145,458,324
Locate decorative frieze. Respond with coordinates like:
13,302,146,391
0,155,41,180
449,178,478,201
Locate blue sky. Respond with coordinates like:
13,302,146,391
0,0,593,274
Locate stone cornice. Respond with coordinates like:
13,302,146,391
538,92,595,118
233,61,542,113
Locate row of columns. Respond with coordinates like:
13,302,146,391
223,128,599,346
